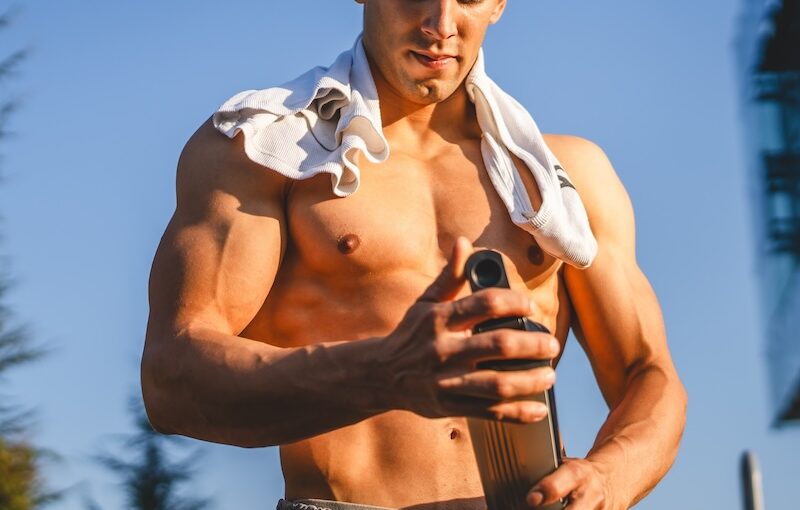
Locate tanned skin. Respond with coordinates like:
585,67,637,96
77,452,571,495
141,1,687,509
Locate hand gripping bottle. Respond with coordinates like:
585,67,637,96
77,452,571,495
464,250,565,510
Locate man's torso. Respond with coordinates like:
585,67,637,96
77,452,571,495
238,131,573,509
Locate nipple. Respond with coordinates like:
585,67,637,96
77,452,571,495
527,244,544,265
337,234,361,254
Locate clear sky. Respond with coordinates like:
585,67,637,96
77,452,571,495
1,1,798,509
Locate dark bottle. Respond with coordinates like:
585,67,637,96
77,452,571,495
464,250,565,510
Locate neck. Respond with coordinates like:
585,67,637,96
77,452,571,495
367,62,481,153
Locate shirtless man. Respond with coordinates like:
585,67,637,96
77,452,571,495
141,1,687,508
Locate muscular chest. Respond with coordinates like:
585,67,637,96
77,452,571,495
285,141,558,290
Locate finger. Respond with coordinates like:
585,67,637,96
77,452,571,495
446,288,534,330
438,394,549,423
418,237,474,303
527,460,586,507
437,366,556,400
440,329,560,366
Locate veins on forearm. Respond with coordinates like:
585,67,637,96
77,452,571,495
148,329,388,447
586,364,686,507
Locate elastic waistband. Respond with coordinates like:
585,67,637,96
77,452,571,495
277,499,396,510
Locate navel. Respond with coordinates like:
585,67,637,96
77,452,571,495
449,428,460,440
527,244,544,265
337,233,361,254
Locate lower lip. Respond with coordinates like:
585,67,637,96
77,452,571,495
411,51,456,70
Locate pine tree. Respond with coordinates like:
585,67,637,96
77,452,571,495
0,6,26,146
0,6,57,510
0,253,53,510
0,301,51,510
0,7,56,509
93,398,212,510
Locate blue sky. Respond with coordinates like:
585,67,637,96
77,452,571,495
1,1,797,509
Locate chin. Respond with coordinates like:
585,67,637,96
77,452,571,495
411,80,459,104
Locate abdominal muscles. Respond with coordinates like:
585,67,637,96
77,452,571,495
281,411,487,509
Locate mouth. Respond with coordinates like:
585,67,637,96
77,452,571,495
410,50,458,70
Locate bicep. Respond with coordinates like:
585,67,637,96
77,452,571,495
147,121,288,341
554,136,671,408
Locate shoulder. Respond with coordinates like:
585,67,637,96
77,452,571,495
542,134,616,188
543,134,633,241
175,118,291,220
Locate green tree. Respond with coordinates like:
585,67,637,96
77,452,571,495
0,282,50,510
93,398,212,510
0,7,56,509
0,281,54,510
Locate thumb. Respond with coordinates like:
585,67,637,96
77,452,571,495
418,237,473,303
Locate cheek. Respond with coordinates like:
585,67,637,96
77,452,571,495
461,16,492,46
458,25,491,67
364,13,408,58
364,3,409,39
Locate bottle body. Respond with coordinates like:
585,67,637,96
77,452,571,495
464,251,565,510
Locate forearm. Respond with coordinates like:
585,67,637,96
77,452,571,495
141,326,388,447
585,363,687,509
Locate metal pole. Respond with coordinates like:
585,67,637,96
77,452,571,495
741,450,765,510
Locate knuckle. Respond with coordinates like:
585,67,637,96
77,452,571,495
538,334,555,356
507,405,525,422
524,401,548,421
427,304,449,330
429,302,447,320
491,331,516,357
433,337,452,364
515,402,535,422
523,369,546,392
494,378,515,399
507,403,530,422
479,289,504,315
439,378,454,393
447,299,462,319
537,478,559,497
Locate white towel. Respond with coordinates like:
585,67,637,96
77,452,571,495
213,36,597,268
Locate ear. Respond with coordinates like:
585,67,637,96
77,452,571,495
489,0,507,24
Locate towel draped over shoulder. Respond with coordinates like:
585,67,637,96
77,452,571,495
213,35,597,269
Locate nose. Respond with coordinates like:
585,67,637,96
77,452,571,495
421,0,458,41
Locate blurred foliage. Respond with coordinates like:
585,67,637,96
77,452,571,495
2,6,208,509
0,293,52,510
0,6,28,147
0,5,57,510
91,398,212,510
0,438,56,510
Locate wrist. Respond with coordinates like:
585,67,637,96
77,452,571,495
358,337,396,414
331,336,395,415
584,454,627,510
